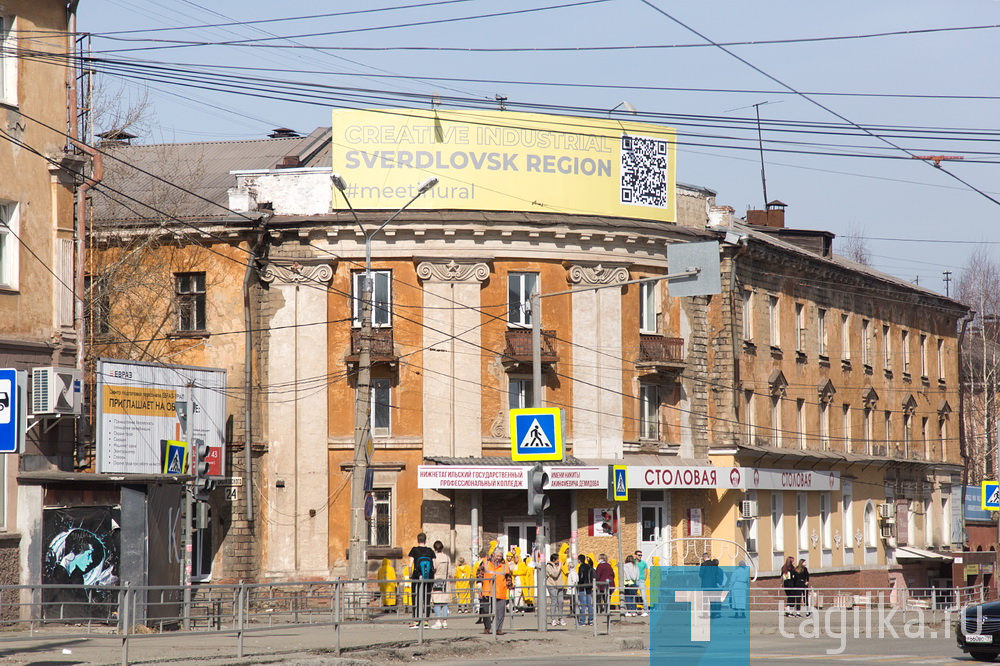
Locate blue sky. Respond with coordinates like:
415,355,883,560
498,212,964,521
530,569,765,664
79,0,1000,293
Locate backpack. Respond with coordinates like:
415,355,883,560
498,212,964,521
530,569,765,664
414,551,435,580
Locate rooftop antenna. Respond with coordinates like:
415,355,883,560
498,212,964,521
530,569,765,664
608,100,638,117
495,94,507,111
726,100,783,218
943,271,953,297
431,92,441,108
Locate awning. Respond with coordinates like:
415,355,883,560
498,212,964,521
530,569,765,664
895,546,954,562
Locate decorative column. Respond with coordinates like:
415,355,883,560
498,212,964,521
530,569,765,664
260,260,334,577
568,263,630,459
415,260,491,458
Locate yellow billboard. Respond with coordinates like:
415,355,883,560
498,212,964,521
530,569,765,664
331,109,676,222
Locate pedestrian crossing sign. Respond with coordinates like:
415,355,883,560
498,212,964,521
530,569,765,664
510,407,563,461
609,465,628,501
161,439,189,475
982,481,1000,511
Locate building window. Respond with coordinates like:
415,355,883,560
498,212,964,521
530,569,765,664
796,398,806,449
901,330,910,375
0,16,16,106
795,303,805,353
819,401,830,450
507,272,538,328
861,319,871,366
771,396,782,447
921,416,929,459
771,491,784,552
746,490,759,553
371,378,391,437
938,415,947,460
820,492,832,549
936,338,945,380
903,412,912,457
841,313,850,361
941,493,951,546
864,501,877,548
640,280,657,334
882,324,891,371
768,295,780,348
745,390,755,445
796,492,808,551
0,201,19,289
175,272,206,332
883,410,891,455
353,270,391,327
842,480,853,550
863,407,872,454
508,377,534,411
369,489,392,547
640,384,659,440
817,308,827,356
842,404,851,451
84,275,111,336
919,334,928,378
924,496,933,548
742,289,753,342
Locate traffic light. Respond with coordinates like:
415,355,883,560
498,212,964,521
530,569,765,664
599,508,616,535
527,463,550,516
193,438,216,500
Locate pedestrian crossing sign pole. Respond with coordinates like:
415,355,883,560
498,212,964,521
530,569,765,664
510,407,563,461
982,480,1000,511
608,465,628,502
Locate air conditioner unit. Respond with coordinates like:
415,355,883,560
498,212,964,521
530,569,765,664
31,367,81,416
880,522,896,540
878,503,896,520
740,500,758,520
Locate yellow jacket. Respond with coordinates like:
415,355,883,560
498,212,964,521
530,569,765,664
376,558,397,606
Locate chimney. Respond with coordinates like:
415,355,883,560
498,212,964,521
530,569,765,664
746,200,787,228
96,129,138,147
708,205,735,228
268,128,301,139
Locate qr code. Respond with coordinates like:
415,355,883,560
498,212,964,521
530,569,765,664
620,134,669,208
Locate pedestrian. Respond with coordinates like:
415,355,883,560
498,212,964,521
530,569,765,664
546,553,567,626
728,560,751,619
478,548,512,635
566,555,579,622
622,555,639,617
595,554,616,618
407,532,436,629
576,554,595,626
780,556,795,617
376,557,397,608
455,557,472,613
634,550,648,616
791,559,811,617
473,548,488,624
431,540,451,628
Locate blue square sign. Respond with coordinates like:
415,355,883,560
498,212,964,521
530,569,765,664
510,407,562,461
0,369,17,454
982,481,1000,511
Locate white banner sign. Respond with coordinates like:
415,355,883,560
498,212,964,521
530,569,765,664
417,465,607,490
745,468,840,491
96,359,227,476
632,466,744,489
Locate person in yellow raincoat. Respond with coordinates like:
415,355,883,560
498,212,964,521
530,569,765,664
519,556,535,608
455,557,473,613
401,564,412,607
610,558,620,610
376,558,397,607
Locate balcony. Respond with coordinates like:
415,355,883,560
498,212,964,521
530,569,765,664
636,335,685,376
346,328,397,367
502,328,558,369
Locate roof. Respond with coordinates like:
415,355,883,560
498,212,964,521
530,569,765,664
732,443,963,470
732,221,968,312
92,127,331,222
895,546,953,562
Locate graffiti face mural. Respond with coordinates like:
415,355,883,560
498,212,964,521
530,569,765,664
42,507,121,620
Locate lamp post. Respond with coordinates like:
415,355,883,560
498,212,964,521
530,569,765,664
333,174,438,583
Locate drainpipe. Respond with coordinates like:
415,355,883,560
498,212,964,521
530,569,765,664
727,235,749,445
243,222,269,525
958,309,975,548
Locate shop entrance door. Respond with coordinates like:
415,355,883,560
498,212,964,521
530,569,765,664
638,490,671,565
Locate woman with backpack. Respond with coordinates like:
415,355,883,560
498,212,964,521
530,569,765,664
430,540,451,628
407,532,436,629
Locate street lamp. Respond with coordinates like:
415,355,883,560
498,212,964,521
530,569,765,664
332,174,438,583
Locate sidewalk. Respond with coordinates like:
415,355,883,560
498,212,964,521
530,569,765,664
0,613,647,665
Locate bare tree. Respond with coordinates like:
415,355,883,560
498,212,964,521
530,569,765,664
840,223,873,266
956,246,1000,482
